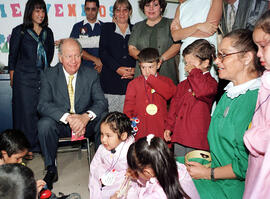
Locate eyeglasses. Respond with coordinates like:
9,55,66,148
217,51,246,62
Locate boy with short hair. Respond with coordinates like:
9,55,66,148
124,48,176,140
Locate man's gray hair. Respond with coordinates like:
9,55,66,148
58,38,83,55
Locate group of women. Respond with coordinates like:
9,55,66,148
8,0,270,198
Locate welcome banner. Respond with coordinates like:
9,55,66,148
0,0,177,66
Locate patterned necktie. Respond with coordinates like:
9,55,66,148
228,4,236,32
68,75,74,113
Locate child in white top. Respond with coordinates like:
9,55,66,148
89,112,135,199
111,135,199,199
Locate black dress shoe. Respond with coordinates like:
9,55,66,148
43,169,58,190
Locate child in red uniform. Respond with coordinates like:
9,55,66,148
124,48,176,140
164,39,218,156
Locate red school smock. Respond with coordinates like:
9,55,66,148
124,74,176,140
166,68,217,150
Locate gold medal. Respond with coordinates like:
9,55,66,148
146,104,158,115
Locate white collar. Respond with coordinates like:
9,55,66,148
224,78,261,99
113,139,125,153
62,66,78,83
203,71,209,75
114,23,131,38
83,19,100,26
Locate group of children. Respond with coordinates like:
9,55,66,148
88,10,270,198
0,129,46,198
0,37,218,199
89,112,199,199
124,39,217,156
87,38,217,199
2,10,270,199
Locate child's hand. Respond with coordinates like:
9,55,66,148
110,192,119,199
126,168,138,180
36,179,46,193
164,130,172,142
185,65,196,73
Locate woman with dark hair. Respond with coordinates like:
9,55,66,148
128,0,180,85
8,0,54,158
119,135,199,199
184,29,264,199
99,0,136,112
0,164,37,199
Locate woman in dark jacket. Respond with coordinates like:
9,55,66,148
8,0,54,157
99,0,135,112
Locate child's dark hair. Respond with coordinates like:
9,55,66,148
101,112,133,138
138,48,160,64
183,39,216,68
0,129,30,159
0,164,37,199
127,136,189,199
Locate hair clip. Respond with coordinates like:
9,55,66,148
130,117,140,135
146,134,155,146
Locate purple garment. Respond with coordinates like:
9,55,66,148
243,71,270,199
127,162,200,199
89,136,135,199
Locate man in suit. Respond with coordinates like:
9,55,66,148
220,0,269,35
37,38,108,190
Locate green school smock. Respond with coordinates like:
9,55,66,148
177,79,260,199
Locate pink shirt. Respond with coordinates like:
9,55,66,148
89,136,135,199
243,71,270,199
127,163,200,199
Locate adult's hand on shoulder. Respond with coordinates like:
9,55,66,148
94,64,102,73
93,57,103,68
186,161,211,180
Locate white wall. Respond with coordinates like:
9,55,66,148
0,0,178,67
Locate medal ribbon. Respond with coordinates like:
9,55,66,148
144,79,155,105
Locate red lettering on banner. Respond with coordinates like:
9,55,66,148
10,3,21,17
68,4,76,16
99,5,106,17
55,4,64,17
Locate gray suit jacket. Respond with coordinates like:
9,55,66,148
38,63,108,122
220,0,268,35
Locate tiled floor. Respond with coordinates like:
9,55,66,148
27,149,90,199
